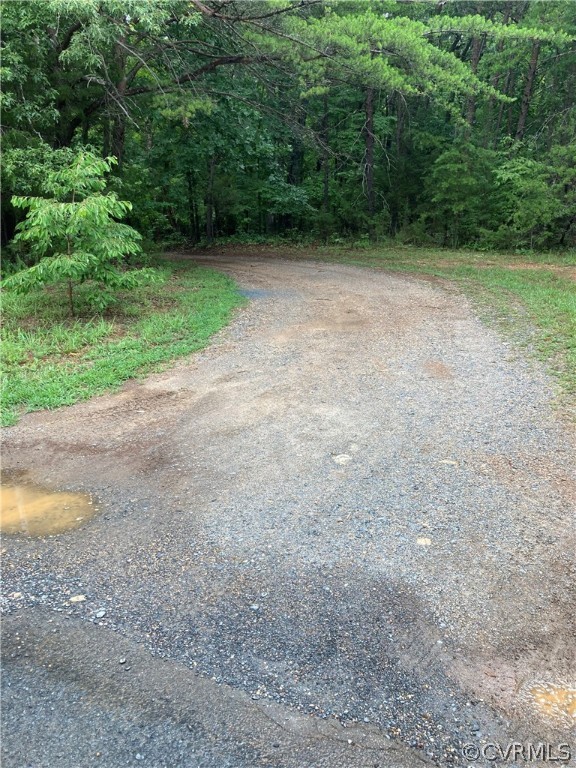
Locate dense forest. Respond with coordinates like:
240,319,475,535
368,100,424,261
2,0,575,257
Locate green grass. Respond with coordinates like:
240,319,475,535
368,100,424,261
1,260,245,426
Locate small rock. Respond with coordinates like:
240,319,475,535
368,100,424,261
333,454,352,465
95,609,106,619
119,658,126,664
69,595,86,603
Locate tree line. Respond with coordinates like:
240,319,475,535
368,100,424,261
2,0,575,255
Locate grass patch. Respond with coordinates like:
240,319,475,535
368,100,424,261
1,259,245,426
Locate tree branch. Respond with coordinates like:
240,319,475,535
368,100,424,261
175,54,279,84
190,0,321,23
51,21,83,55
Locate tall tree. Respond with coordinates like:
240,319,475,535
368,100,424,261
2,0,574,251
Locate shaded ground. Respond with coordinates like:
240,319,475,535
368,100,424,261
2,256,575,767
176,243,576,280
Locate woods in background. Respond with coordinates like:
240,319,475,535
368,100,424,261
2,0,575,253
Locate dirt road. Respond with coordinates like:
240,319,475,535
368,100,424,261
2,256,575,767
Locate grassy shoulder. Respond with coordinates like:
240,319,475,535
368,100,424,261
1,259,245,427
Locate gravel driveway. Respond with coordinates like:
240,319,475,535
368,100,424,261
2,256,575,767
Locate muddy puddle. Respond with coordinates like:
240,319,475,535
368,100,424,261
0,475,97,536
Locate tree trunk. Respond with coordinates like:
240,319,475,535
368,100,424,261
395,92,405,155
288,112,306,186
111,36,128,169
257,190,263,234
193,199,199,241
515,39,541,140
68,279,75,317
363,87,376,241
495,69,515,138
484,3,511,147
286,110,306,233
321,93,330,244
205,155,216,242
102,118,111,157
559,214,576,246
186,171,199,242
111,116,126,169
1,208,17,247
465,33,485,130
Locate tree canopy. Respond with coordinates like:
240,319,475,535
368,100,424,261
2,0,575,251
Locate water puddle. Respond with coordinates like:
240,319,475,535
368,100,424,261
529,683,576,723
0,477,97,536
239,288,275,299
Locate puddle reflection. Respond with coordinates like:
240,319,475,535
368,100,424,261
0,479,97,536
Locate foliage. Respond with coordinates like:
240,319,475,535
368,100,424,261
1,0,575,249
421,143,501,247
490,147,576,250
3,148,156,314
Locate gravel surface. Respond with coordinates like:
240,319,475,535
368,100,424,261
2,256,575,767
